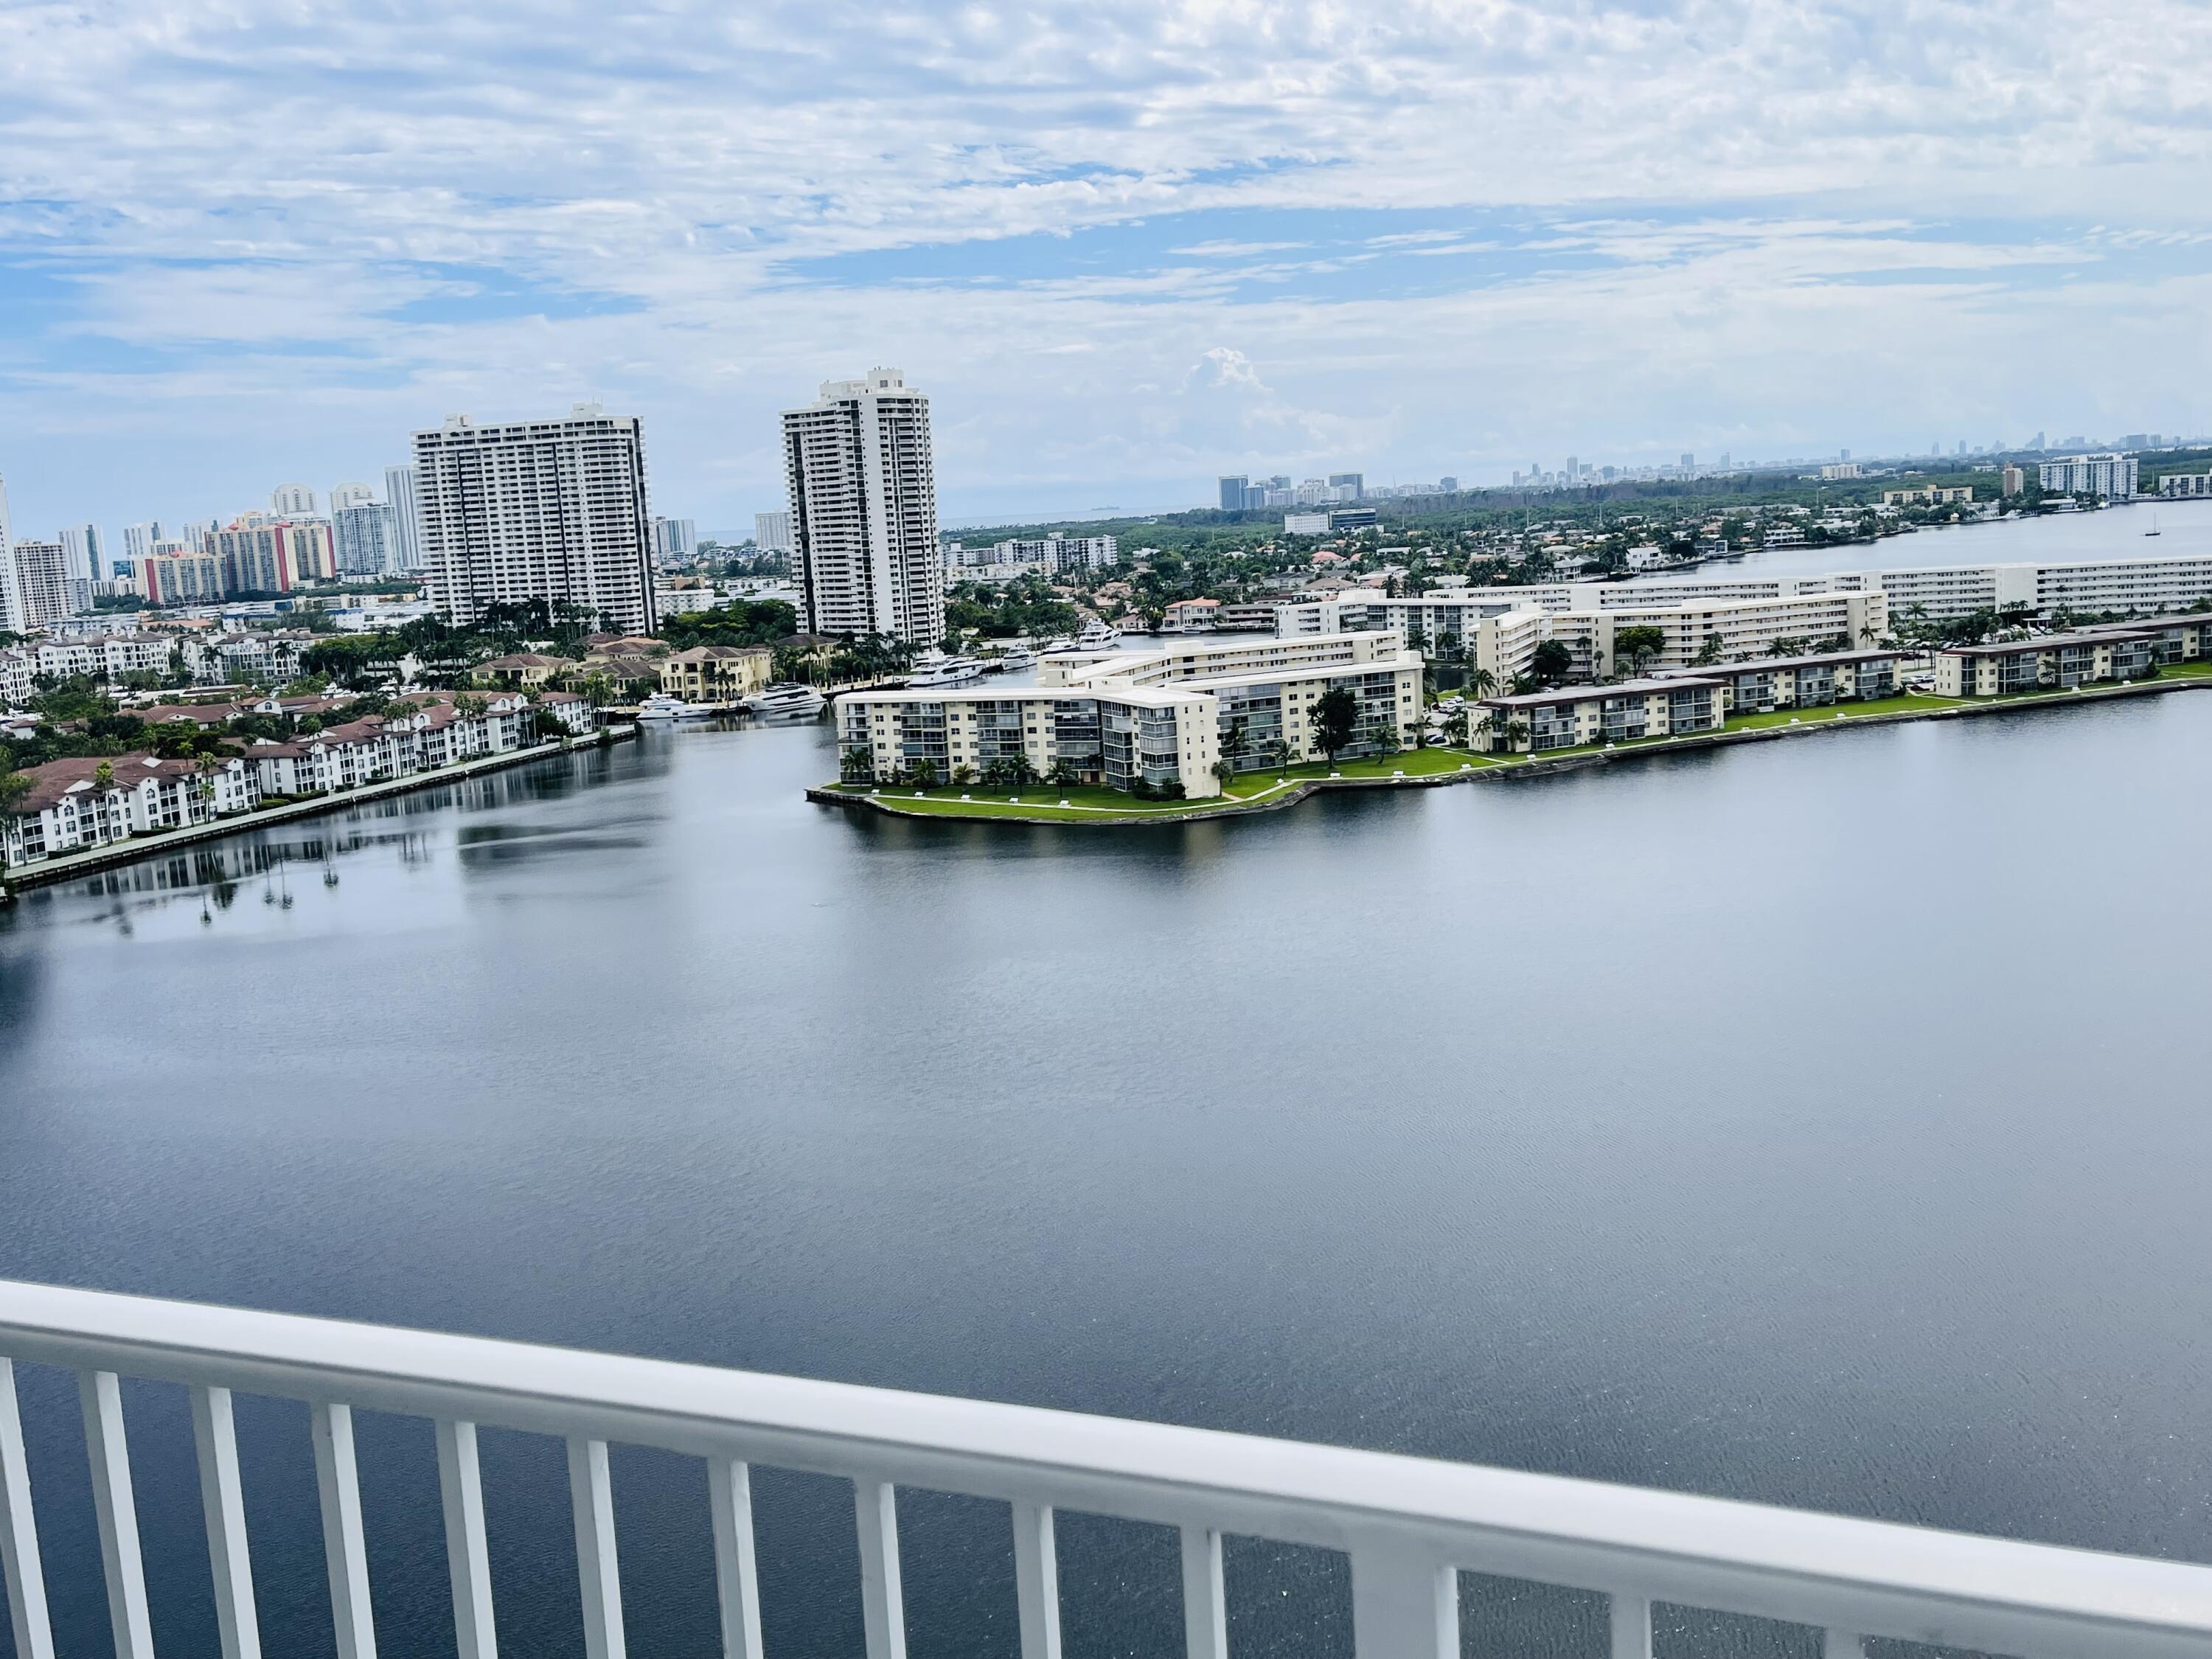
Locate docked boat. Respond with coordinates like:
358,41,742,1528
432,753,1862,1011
636,692,714,721
904,654,987,688
997,646,1037,671
1039,636,1078,655
1076,619,1121,651
742,683,827,717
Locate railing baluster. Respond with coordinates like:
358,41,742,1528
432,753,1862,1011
1822,1631,1865,1658
311,1401,379,1659
1349,1548,1455,1659
191,1385,263,1659
1011,1501,1062,1659
854,1479,908,1659
0,1358,56,1659
436,1420,498,1659
1610,1593,1652,1659
567,1437,627,1659
707,1458,764,1659
1178,1526,1228,1659
78,1370,156,1659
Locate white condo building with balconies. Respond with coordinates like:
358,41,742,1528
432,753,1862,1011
414,404,657,635
782,368,943,647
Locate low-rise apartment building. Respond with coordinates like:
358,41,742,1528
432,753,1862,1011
2157,473,2211,499
1933,627,2159,696
840,633,1424,794
1476,678,1724,754
1542,591,1888,680
1,754,262,868
1658,649,1907,713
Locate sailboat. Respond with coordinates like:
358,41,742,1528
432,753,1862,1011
2146,512,2162,538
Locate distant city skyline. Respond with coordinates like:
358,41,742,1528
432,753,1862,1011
5,4,2212,538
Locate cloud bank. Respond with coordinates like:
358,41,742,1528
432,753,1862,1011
4,0,2211,527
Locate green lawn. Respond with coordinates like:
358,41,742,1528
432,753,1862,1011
822,669,2212,821
820,745,1498,821
1725,691,1964,730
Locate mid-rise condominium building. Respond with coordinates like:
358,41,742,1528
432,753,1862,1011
414,404,657,634
383,465,425,571
271,484,318,516
782,367,942,647
2160,473,2212,499
330,481,375,512
837,633,1422,798
137,550,225,605
206,518,335,594
754,511,793,554
333,501,394,577
11,538,75,627
653,517,699,563
2039,453,2138,499
58,524,104,585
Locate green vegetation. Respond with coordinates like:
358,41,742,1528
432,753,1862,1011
944,575,1081,642
658,601,799,650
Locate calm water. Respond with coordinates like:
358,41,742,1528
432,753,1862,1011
1645,493,2212,582
5,689,2212,1658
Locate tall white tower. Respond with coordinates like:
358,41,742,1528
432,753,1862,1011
781,367,942,646
383,463,425,571
413,405,655,633
0,473,24,634
271,483,318,516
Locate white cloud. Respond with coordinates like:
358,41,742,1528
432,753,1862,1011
1,0,2211,524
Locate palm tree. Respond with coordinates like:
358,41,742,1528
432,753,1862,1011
1464,667,1498,701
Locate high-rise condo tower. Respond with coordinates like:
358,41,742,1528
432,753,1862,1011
782,367,942,646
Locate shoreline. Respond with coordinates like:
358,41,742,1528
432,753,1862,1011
4,730,632,894
807,673,2212,827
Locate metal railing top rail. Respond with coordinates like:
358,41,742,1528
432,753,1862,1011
5,1277,2212,1658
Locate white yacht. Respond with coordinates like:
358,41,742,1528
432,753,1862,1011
997,646,1037,671
904,654,987,689
1039,636,1078,655
742,683,827,717
636,692,714,721
1076,619,1121,651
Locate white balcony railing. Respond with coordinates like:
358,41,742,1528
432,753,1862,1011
6,1277,2212,1659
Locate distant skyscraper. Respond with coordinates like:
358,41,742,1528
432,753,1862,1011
10,537,74,627
58,524,102,585
414,404,656,633
383,465,425,571
1680,453,1695,470
271,484,317,516
0,473,23,634
1328,473,1364,499
653,517,699,562
782,367,942,646
122,521,166,562
330,481,375,512
1840,449,1850,462
754,510,793,554
333,501,394,577
1218,476,1249,512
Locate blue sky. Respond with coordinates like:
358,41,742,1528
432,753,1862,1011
4,0,2212,538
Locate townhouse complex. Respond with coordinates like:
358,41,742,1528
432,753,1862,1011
0,627,323,701
837,633,1422,798
2,692,561,872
